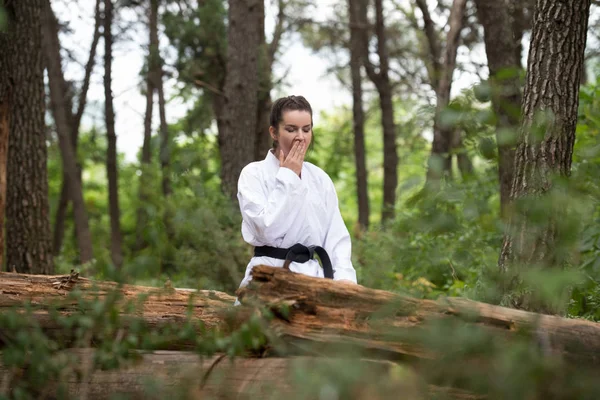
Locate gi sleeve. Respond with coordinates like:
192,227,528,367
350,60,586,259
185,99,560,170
237,165,308,244
323,179,357,283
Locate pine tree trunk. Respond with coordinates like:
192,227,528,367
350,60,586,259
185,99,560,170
425,0,467,185
134,0,157,252
474,0,523,218
104,0,124,269
254,3,271,161
151,0,176,261
0,0,53,274
0,92,9,270
348,0,370,231
498,0,591,312
52,0,101,256
220,0,261,202
42,0,94,264
360,0,397,224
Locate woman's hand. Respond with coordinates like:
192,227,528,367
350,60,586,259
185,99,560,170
279,141,306,176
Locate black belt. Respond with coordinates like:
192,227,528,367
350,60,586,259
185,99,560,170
254,244,334,279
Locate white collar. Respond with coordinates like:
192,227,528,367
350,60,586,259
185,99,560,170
265,149,280,169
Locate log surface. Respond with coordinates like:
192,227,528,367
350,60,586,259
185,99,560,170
0,350,483,400
0,271,236,342
239,266,600,367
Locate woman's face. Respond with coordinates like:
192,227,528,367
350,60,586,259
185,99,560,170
270,110,313,159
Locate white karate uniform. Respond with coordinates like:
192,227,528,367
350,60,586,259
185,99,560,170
236,150,357,291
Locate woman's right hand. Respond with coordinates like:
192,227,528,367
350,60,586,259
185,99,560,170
279,141,306,177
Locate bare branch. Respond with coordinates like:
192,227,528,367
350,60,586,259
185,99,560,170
268,0,286,68
72,0,102,140
415,0,442,89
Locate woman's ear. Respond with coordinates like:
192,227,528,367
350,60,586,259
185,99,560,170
269,126,278,141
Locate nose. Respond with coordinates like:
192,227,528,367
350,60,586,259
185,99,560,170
297,130,309,141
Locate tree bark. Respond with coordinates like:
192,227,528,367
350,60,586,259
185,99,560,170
104,0,124,269
220,0,262,202
150,0,176,260
348,0,370,231
0,91,9,270
423,0,468,185
497,0,591,312
0,0,53,274
42,0,95,264
4,266,600,371
253,0,272,161
134,2,155,251
238,266,600,370
0,350,482,400
53,0,102,257
360,0,398,224
474,0,523,218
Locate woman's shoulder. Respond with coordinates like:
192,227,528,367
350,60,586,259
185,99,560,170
240,159,267,176
304,161,335,187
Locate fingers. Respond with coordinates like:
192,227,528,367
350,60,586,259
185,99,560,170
287,141,300,161
290,141,305,162
280,141,306,177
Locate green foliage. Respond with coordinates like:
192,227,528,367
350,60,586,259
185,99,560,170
48,124,249,294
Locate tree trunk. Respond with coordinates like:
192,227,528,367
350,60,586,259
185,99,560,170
4,266,600,371
424,0,467,185
52,0,102,256
0,92,9,270
474,0,523,218
0,0,53,274
220,0,262,202
42,0,95,264
135,40,155,251
150,0,176,262
154,0,171,200
239,266,600,370
135,0,157,252
497,0,591,312
0,350,481,400
360,0,398,224
254,1,272,161
348,0,370,231
104,0,124,269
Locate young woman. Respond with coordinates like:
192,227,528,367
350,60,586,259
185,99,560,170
235,95,357,294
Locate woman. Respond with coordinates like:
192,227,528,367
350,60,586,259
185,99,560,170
235,95,357,295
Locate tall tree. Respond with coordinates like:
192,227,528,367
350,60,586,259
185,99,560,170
474,0,523,217
52,0,102,256
135,0,158,251
220,0,262,201
136,0,174,251
154,0,171,200
0,0,53,274
104,0,124,268
42,0,95,264
359,0,398,224
415,0,468,184
348,0,370,230
498,0,591,312
0,73,8,270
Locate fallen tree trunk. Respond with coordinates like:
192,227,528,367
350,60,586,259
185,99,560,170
2,267,600,368
0,349,483,400
238,266,600,368
0,270,236,348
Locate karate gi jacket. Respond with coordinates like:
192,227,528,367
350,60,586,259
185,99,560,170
236,150,357,289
